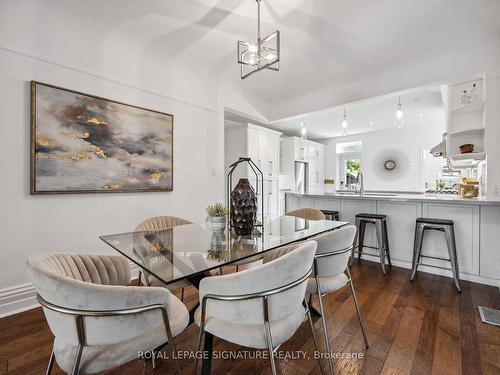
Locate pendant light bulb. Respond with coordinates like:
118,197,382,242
300,121,307,140
395,96,404,128
341,108,348,129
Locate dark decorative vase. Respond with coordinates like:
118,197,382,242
230,178,257,235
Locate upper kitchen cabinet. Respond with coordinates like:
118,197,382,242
280,137,326,194
307,141,326,194
225,123,282,179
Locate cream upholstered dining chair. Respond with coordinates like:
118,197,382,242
307,225,369,374
134,216,193,300
194,241,325,375
286,208,326,221
27,252,189,375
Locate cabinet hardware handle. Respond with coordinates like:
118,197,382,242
269,160,272,176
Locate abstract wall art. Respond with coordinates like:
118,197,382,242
30,81,173,194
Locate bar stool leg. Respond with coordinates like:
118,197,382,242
375,220,386,275
410,223,424,281
382,219,392,266
350,217,360,266
358,221,366,261
444,225,462,292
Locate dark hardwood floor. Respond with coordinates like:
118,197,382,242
1,261,499,375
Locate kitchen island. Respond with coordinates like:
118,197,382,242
286,192,500,287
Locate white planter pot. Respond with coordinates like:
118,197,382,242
210,216,226,231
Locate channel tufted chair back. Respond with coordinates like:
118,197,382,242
135,215,192,232
27,252,189,375
286,208,326,221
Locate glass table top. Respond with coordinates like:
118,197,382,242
100,216,347,286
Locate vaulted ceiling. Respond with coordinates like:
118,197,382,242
2,0,499,122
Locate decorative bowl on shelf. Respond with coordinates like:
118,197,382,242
458,144,475,154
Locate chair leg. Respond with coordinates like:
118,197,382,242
45,346,55,375
137,271,142,286
383,220,392,266
304,298,325,375
193,325,204,375
444,225,462,293
375,220,386,275
410,223,424,281
165,330,182,375
71,344,83,375
315,277,334,375
346,269,369,349
263,320,277,375
180,288,185,301
200,332,214,375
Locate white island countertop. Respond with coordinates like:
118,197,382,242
285,191,500,205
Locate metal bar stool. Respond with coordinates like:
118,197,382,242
320,209,339,221
410,217,461,292
349,213,391,274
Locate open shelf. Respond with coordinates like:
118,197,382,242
449,127,485,137
450,101,485,115
450,152,486,161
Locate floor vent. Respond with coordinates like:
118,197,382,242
478,306,500,327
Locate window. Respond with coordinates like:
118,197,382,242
339,154,361,190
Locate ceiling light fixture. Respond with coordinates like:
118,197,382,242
300,120,307,140
395,96,404,128
369,121,374,125
237,0,280,79
341,108,348,129
419,113,424,117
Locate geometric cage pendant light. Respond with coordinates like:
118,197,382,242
237,0,280,79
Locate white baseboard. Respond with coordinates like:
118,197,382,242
359,255,500,288
0,263,141,319
0,283,38,319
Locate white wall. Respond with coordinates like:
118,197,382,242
0,48,225,293
323,122,445,192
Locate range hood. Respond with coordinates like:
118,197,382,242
430,133,446,157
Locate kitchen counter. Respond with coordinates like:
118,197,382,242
285,192,500,287
285,192,500,205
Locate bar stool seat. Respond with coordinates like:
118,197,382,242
416,217,453,225
411,217,461,292
350,213,392,274
356,213,387,220
320,209,339,221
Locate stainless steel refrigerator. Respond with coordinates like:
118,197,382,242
294,161,308,194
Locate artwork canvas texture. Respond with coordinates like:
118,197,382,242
31,81,173,193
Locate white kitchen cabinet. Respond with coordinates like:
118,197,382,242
307,141,325,195
421,203,479,275
294,139,308,161
377,201,421,263
479,206,500,280
265,178,280,217
281,137,325,194
225,123,282,217
288,193,499,286
311,198,340,212
285,195,300,212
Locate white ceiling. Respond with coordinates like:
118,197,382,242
268,87,445,140
3,0,499,121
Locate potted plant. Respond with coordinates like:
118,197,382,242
206,202,229,231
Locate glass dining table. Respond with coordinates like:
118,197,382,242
100,215,348,290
